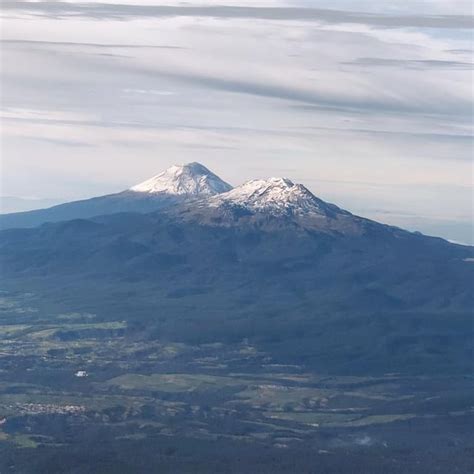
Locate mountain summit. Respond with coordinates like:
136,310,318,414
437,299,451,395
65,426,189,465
207,177,344,217
173,175,364,234
130,162,232,196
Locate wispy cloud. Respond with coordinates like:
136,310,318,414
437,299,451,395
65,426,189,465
0,39,185,49
344,57,474,69
19,135,96,147
2,2,473,29
138,66,473,116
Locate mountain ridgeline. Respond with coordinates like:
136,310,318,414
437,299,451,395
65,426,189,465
0,163,472,375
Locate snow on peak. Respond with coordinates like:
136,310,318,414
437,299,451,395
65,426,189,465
208,177,336,216
130,162,232,196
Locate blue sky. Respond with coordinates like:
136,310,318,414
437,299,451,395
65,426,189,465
1,0,473,243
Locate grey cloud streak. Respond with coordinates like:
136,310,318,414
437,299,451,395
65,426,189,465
345,57,474,69
136,67,474,117
19,135,96,147
0,39,186,50
2,2,473,29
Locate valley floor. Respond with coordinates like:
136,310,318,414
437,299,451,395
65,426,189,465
0,291,473,473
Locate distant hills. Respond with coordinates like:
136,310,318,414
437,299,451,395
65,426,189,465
0,163,472,375
0,162,232,229
0,196,65,214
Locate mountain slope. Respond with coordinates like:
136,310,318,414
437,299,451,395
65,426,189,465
0,173,472,375
0,162,232,229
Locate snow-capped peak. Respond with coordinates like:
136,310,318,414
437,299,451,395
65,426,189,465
207,177,339,216
130,162,232,196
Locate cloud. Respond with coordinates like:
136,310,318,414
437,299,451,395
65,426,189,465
2,2,473,29
140,66,473,117
19,135,96,147
0,39,185,49
446,49,474,54
344,57,474,69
